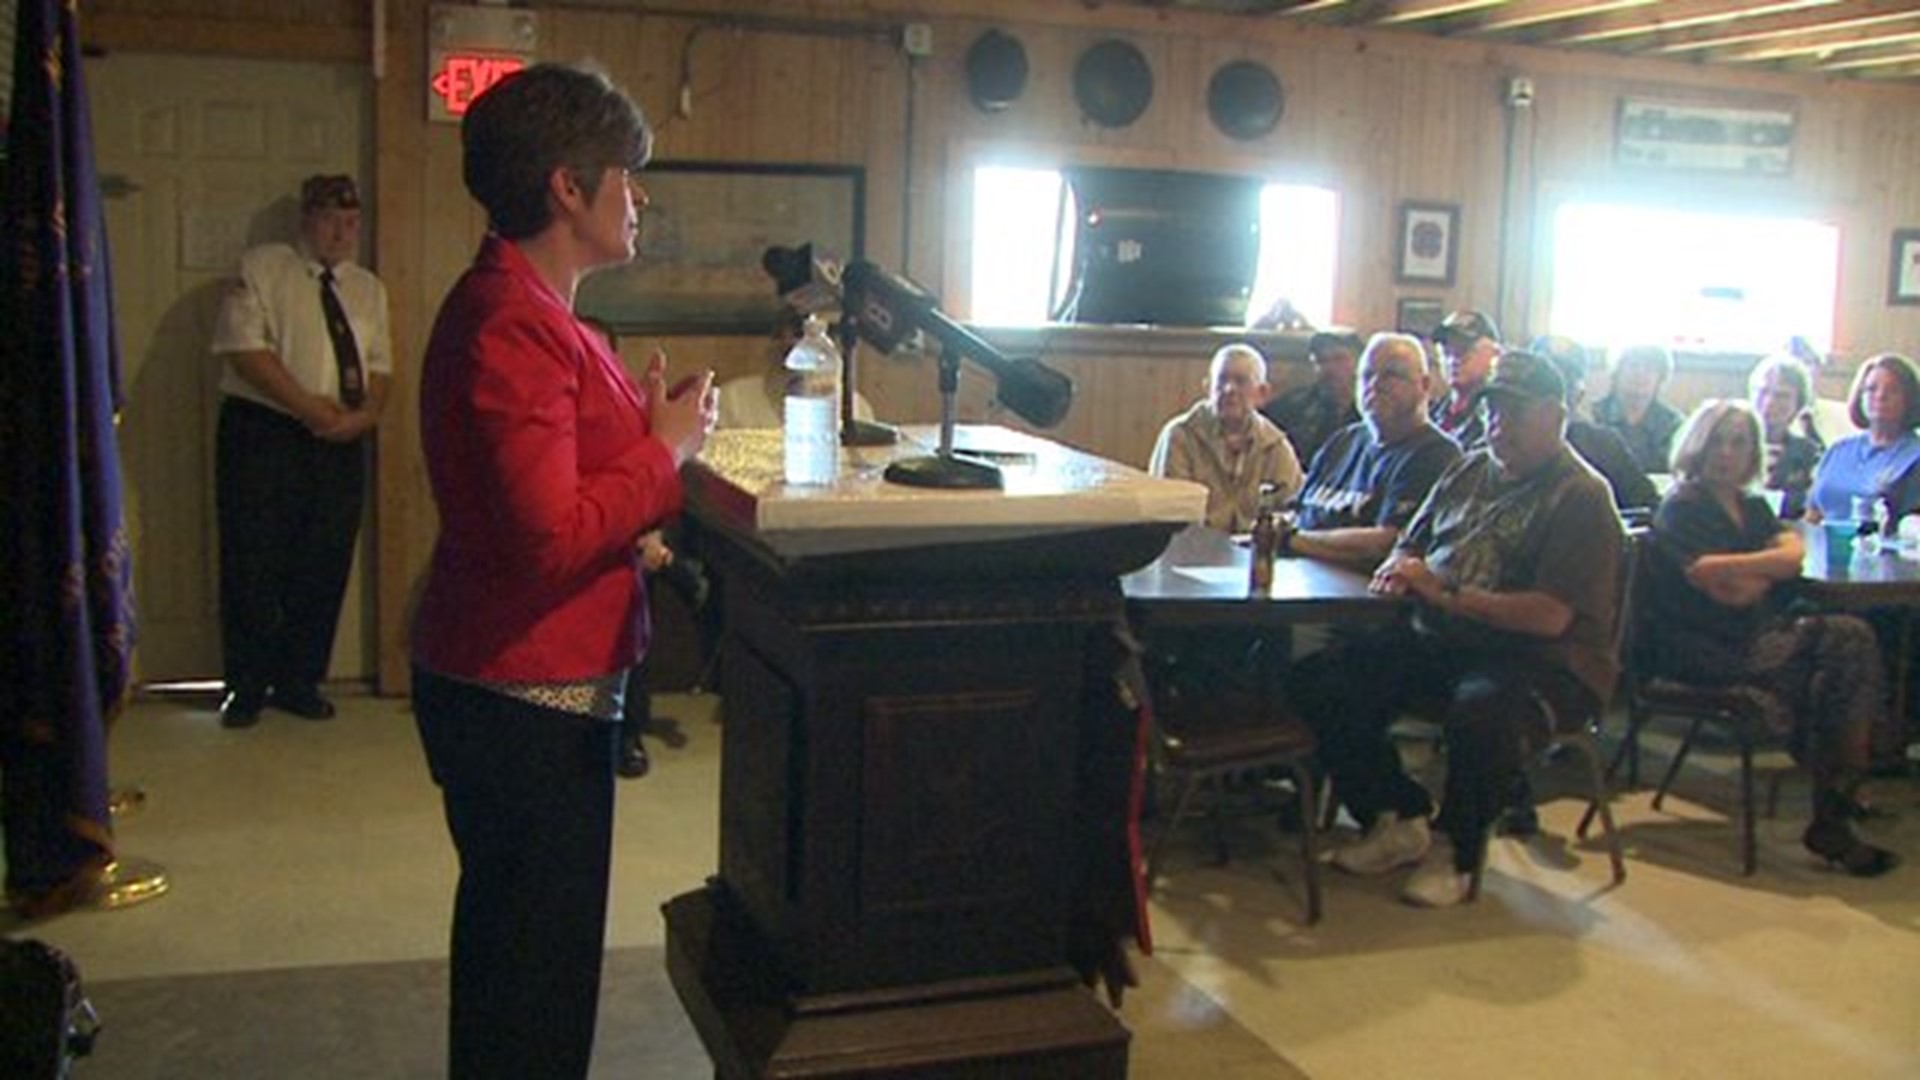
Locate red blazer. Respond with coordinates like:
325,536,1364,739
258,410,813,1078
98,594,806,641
412,235,682,683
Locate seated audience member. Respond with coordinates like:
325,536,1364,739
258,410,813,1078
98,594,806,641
1642,401,1895,876
716,311,874,429
1150,343,1303,532
1262,329,1362,468
1428,309,1501,450
1807,352,1920,524
1287,332,1459,569
1291,351,1623,907
1593,343,1685,474
1532,335,1658,514
1748,352,1824,519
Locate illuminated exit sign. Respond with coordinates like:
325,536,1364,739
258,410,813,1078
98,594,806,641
432,54,526,117
428,3,539,124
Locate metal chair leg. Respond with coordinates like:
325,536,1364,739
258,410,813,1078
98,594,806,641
1570,734,1628,884
1653,716,1707,810
1147,775,1205,886
1739,739,1758,877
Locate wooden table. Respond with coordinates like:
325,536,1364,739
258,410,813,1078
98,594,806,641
1797,521,1920,607
1120,525,1401,628
1797,521,1920,741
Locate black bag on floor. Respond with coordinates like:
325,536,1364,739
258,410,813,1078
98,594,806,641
0,937,99,1079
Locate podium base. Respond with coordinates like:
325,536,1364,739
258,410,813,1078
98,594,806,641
664,888,1128,1079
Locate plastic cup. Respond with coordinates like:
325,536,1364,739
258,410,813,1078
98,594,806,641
1823,520,1858,568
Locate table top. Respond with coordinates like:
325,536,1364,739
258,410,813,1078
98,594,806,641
1797,520,1920,607
1120,526,1400,626
686,425,1207,558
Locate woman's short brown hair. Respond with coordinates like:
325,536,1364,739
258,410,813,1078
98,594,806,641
461,63,652,240
1845,352,1920,431
1670,399,1763,485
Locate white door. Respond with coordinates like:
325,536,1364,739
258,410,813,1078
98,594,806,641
86,52,374,684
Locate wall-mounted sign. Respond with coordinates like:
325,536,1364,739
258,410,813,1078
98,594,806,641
1616,98,1794,177
428,3,538,124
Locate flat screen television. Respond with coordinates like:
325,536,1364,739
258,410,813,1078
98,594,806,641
1054,166,1262,328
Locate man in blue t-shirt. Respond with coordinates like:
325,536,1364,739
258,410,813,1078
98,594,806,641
1288,332,1461,569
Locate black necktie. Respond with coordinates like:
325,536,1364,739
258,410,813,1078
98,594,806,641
319,268,365,407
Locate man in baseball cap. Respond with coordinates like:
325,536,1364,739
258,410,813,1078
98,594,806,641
1429,309,1501,450
1293,346,1623,907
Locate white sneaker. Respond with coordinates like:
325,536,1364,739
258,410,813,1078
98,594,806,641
1401,837,1473,908
1331,811,1431,876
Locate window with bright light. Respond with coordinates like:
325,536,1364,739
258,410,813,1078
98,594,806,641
1548,202,1839,356
968,166,1339,327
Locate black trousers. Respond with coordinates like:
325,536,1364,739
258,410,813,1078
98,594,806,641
412,669,618,1080
1291,624,1596,872
214,397,364,696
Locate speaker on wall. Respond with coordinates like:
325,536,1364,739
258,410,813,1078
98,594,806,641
1073,40,1153,128
965,30,1028,113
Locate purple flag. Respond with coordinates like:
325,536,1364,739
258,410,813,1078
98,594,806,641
1,0,137,916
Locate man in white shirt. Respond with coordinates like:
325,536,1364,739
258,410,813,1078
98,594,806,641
209,174,392,728
1149,342,1303,532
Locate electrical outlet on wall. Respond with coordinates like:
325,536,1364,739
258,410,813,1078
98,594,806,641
903,23,934,58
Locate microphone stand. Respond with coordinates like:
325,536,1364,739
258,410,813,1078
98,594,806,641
882,340,1003,489
834,311,899,447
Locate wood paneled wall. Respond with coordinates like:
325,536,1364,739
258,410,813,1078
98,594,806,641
83,0,1920,691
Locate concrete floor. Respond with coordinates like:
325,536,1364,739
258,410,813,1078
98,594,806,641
15,691,1920,1078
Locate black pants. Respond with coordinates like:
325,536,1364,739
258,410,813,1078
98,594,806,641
413,669,618,1079
215,398,364,696
1291,625,1596,872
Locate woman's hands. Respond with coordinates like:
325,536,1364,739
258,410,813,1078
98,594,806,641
644,348,717,467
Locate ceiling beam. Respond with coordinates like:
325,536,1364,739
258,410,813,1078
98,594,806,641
1809,40,1920,70
1703,18,1920,61
1645,0,1920,55
1436,1,1659,36
1523,0,1842,48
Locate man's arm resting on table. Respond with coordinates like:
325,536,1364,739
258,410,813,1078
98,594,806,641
1289,525,1397,570
1378,552,1575,639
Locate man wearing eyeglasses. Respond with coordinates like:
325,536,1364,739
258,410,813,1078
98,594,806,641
1284,332,1459,569
209,174,392,729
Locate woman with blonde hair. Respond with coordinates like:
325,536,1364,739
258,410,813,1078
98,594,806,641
1643,399,1895,876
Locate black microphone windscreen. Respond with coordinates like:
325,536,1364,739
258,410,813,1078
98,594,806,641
995,358,1073,429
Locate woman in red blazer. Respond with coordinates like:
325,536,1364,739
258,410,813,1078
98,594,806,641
411,63,715,1079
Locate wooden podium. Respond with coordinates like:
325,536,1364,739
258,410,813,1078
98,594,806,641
664,427,1203,1078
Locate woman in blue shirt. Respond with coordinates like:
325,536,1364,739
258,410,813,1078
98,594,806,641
1806,353,1920,524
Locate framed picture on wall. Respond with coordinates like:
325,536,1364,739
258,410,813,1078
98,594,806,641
1891,229,1920,306
576,161,866,334
1395,201,1459,286
1395,297,1445,339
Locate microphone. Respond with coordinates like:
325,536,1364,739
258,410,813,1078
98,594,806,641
761,243,843,315
842,260,1073,429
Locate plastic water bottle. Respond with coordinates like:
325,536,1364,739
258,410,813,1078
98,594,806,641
782,314,841,486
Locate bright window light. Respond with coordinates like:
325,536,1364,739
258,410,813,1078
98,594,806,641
970,166,1067,326
1248,184,1339,328
968,167,1338,328
1549,202,1839,356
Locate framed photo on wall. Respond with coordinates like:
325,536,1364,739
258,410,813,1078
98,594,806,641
1395,201,1459,287
575,161,866,334
1395,297,1445,339
1891,229,1920,306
